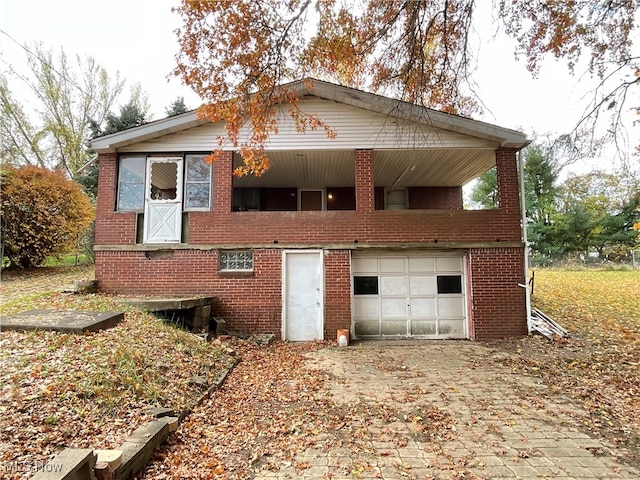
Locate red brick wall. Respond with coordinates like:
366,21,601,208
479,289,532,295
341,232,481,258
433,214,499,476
408,186,463,209
94,148,526,340
95,149,523,247
355,149,374,214
187,209,520,244
95,154,137,245
95,248,354,338
213,151,233,215
467,247,527,339
183,150,521,245
496,148,521,216
324,250,352,336
96,246,527,340
96,249,283,335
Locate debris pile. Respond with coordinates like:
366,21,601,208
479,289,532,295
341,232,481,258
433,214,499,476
531,308,569,339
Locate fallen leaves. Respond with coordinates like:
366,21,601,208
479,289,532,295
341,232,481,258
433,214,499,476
4,266,639,478
136,340,457,479
0,267,235,480
489,268,640,467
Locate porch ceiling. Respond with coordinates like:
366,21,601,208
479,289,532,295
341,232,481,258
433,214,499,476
232,148,496,188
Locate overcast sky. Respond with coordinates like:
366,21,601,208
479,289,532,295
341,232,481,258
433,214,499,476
1,0,637,175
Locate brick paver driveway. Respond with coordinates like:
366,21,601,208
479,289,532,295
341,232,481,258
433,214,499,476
256,341,639,480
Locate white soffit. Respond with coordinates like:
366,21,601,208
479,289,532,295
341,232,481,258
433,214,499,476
231,148,496,188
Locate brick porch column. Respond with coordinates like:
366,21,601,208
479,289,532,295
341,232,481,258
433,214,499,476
496,148,521,216
213,151,233,215
355,149,374,214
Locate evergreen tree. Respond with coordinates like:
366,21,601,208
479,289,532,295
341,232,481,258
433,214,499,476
165,96,189,116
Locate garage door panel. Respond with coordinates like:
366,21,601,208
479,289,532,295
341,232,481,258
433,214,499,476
409,276,436,295
436,256,463,272
409,297,437,318
355,321,380,336
352,257,378,273
408,257,435,273
438,320,465,337
380,258,405,273
411,320,437,336
381,320,407,336
381,298,406,317
380,276,407,295
354,298,379,318
437,297,465,318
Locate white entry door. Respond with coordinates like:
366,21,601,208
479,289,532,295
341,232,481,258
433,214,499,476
143,157,183,243
282,250,324,341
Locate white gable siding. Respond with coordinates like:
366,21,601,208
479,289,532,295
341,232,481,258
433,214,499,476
119,98,497,153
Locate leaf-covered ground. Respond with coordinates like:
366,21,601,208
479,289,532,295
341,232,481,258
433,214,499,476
2,266,639,478
0,266,235,479
488,268,640,466
139,341,461,480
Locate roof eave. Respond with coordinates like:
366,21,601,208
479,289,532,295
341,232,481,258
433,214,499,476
87,110,206,153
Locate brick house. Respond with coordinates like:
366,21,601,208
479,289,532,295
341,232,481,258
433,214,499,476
88,79,530,341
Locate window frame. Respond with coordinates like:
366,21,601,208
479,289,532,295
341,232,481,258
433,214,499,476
183,154,213,211
116,155,146,212
385,188,408,210
219,250,254,272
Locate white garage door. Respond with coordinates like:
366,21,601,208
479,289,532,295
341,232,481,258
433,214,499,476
352,253,467,339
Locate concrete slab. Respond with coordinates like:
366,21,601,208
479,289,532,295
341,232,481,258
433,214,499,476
122,296,215,311
0,309,124,333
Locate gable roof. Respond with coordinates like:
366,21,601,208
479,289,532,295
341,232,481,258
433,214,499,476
87,78,529,154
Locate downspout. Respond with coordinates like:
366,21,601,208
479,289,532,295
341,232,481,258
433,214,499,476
517,150,532,333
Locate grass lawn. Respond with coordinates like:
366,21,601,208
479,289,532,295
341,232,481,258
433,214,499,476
0,266,235,478
492,268,640,465
43,254,93,267
533,269,639,340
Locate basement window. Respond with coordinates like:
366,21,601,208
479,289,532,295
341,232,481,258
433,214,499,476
220,251,253,272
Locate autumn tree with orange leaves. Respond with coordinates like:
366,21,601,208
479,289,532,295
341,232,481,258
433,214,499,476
1,166,95,268
173,0,639,176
